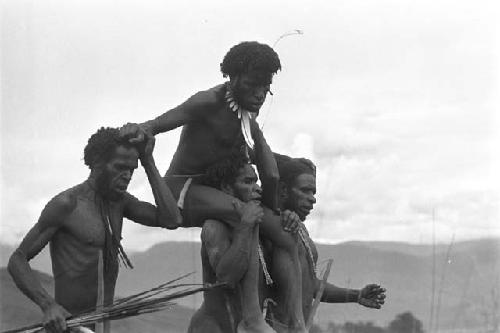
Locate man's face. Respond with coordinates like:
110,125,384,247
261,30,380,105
224,164,262,203
232,70,272,113
96,145,139,201
285,173,316,221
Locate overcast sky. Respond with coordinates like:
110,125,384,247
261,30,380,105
1,0,499,251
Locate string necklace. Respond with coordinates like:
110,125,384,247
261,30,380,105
224,83,255,151
298,223,317,275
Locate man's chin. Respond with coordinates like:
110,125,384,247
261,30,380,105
298,210,311,221
247,106,262,114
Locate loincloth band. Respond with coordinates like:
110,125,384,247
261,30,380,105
177,177,193,209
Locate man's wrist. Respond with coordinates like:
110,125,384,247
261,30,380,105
140,155,154,166
234,221,255,233
142,121,156,136
356,289,362,303
39,297,57,312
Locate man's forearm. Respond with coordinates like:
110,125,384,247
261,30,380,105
8,250,57,311
215,225,256,288
319,281,360,303
141,156,181,228
252,128,279,210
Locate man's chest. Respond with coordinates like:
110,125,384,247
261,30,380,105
63,198,125,247
205,108,245,145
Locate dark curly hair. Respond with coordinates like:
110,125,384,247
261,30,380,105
202,152,251,190
220,41,281,78
84,127,133,169
276,154,316,188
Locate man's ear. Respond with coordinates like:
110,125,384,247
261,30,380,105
91,161,105,176
278,181,288,202
229,75,240,91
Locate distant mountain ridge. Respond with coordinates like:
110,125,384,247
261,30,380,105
0,268,194,333
1,238,498,331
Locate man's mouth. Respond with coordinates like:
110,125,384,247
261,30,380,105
115,183,129,192
250,102,263,109
299,206,313,216
252,195,262,202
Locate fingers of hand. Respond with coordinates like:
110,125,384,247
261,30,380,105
57,317,67,332
45,319,61,333
255,208,264,223
232,200,243,213
281,211,291,230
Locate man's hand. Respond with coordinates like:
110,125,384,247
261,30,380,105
281,209,301,234
358,284,386,309
43,302,71,333
233,200,264,228
120,122,151,144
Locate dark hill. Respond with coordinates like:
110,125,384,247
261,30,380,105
0,268,193,333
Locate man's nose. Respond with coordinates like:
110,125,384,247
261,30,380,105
309,194,316,204
254,86,268,101
255,185,263,195
122,170,132,181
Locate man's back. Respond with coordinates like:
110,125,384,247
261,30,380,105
163,84,245,177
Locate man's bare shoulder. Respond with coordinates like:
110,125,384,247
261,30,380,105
188,84,226,109
201,219,230,243
39,184,82,225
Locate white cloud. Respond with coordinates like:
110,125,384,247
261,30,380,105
1,0,498,250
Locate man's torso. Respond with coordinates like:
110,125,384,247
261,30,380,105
50,183,126,314
166,84,247,177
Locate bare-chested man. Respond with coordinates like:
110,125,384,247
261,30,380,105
8,127,181,333
263,155,386,331
121,42,306,331
187,154,270,333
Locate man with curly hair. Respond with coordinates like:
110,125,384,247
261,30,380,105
121,41,308,332
188,153,269,333
8,128,181,333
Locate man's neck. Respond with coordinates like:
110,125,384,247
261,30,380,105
85,174,112,202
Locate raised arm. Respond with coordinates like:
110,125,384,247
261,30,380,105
8,194,75,333
250,119,279,211
120,86,221,142
124,134,181,229
201,201,263,288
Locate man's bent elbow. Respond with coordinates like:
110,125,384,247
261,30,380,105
216,274,239,290
7,249,26,278
216,267,247,289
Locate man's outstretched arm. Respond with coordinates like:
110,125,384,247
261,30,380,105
250,120,279,211
317,281,386,309
8,195,75,333
124,134,181,229
120,87,220,142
